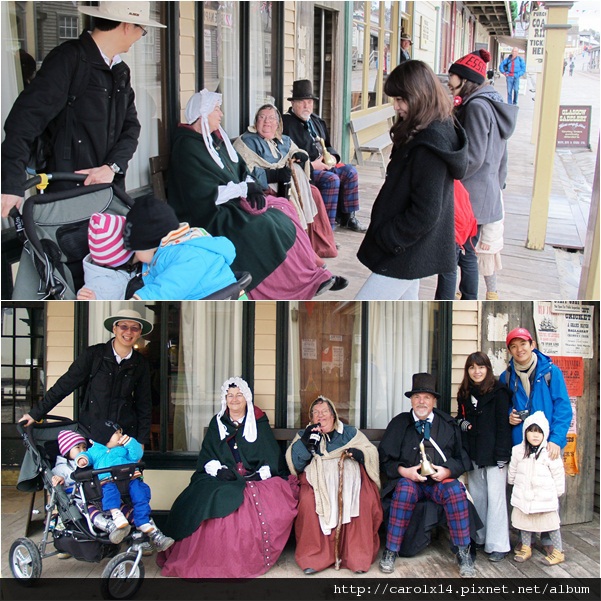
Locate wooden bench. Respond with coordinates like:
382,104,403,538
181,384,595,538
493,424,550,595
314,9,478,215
149,154,169,201
349,105,396,177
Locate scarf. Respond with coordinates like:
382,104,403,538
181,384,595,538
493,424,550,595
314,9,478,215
515,352,538,399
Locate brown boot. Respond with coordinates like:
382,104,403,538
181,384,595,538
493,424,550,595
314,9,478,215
514,545,532,563
544,550,565,565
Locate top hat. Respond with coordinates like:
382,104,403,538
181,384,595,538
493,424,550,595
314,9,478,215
404,373,440,399
288,79,319,101
104,309,153,336
78,1,166,28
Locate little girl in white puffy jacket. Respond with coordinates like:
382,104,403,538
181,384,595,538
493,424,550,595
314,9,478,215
508,411,566,565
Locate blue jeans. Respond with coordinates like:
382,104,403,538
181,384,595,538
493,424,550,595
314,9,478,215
506,76,520,105
436,229,480,300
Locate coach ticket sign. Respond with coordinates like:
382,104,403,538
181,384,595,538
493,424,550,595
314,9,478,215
556,106,592,148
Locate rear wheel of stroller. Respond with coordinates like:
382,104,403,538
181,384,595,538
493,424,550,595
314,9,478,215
100,552,145,600
9,538,42,583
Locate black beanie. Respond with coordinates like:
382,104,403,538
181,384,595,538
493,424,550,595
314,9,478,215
123,195,181,251
92,421,122,446
449,49,491,85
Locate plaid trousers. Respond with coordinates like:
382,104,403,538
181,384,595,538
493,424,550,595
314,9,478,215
313,163,360,224
386,478,471,551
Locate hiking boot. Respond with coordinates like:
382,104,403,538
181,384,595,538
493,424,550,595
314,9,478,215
513,544,532,563
486,291,499,300
105,519,132,545
457,545,475,577
544,550,565,565
148,528,175,552
379,548,396,573
338,212,367,233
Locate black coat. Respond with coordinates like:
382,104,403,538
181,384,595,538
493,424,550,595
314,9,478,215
29,340,152,445
281,110,339,172
2,31,140,196
378,408,472,501
357,119,468,280
456,381,513,466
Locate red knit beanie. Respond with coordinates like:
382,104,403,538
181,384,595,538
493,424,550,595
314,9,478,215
449,49,491,85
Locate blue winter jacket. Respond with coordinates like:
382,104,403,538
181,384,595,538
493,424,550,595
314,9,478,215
500,348,572,448
77,437,143,481
136,233,237,300
499,55,526,78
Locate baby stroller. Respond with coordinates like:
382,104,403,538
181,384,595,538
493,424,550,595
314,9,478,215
10,173,133,300
10,416,150,600
8,172,252,300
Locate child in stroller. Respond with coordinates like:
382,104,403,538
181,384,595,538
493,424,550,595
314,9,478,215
11,416,152,598
76,420,174,552
52,430,132,546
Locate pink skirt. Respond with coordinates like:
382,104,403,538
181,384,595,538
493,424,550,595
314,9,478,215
246,196,331,300
157,475,299,579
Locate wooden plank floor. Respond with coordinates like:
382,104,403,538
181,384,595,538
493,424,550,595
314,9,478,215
2,485,598,580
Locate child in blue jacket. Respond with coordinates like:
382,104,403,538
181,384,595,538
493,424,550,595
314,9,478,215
75,420,174,552
123,195,239,300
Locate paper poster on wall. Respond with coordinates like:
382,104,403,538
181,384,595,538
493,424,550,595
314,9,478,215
301,339,317,360
552,356,584,397
568,398,578,435
563,433,579,476
533,302,594,358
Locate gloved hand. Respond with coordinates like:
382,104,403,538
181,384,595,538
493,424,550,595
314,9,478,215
292,152,308,168
457,419,472,432
266,166,292,184
244,471,261,481
215,467,237,481
246,181,266,210
300,424,321,450
346,448,364,465
497,460,508,470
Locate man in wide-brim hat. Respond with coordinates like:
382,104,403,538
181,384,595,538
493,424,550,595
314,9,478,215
20,307,154,446
400,33,413,62
1,1,166,219
378,372,476,577
282,80,367,233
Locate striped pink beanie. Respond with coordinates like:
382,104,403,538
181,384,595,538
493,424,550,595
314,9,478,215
88,213,134,267
58,430,87,457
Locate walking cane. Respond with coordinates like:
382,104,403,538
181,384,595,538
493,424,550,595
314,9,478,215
334,450,350,570
288,158,304,213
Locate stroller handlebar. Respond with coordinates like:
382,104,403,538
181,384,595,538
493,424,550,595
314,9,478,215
72,462,146,482
24,172,88,191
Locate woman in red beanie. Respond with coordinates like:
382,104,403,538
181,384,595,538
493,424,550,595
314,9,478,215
436,49,518,301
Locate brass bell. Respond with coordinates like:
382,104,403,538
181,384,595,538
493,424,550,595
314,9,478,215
419,441,438,476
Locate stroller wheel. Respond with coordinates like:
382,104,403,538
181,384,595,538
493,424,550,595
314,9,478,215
100,552,145,600
9,537,42,583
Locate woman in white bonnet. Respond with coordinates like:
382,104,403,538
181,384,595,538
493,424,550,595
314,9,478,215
158,377,298,578
167,89,347,299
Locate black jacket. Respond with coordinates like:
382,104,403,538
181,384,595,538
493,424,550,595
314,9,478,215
379,408,472,501
2,31,140,196
456,380,512,467
29,340,151,445
281,110,340,174
357,119,468,280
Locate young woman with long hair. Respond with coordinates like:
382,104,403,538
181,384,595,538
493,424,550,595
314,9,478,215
356,60,468,300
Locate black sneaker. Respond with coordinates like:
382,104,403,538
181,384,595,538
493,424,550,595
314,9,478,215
330,276,349,291
379,548,396,573
338,212,367,233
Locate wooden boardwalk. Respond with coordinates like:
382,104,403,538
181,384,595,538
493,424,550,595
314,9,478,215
325,68,598,302
2,485,598,581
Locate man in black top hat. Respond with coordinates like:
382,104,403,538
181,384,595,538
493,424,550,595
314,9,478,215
378,373,475,577
282,79,367,233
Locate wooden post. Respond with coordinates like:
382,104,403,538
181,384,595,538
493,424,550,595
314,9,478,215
526,1,574,250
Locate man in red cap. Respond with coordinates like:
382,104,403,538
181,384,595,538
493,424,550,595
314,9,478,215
500,327,571,558
500,327,571,460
